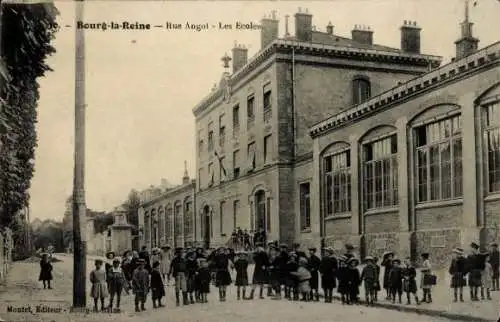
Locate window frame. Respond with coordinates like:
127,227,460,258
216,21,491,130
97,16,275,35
233,149,241,179
264,134,272,164
352,76,371,105
299,182,311,230
233,104,240,136
483,102,500,194
323,149,352,217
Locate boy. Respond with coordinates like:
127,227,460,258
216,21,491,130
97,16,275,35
132,259,149,312
389,258,404,304
150,261,166,308
336,256,350,304
197,258,211,303
361,256,377,305
307,247,321,301
291,257,311,301
185,250,199,304
319,247,338,303
347,257,361,304
403,257,419,305
107,258,127,312
169,247,188,306
233,250,249,300
449,247,467,302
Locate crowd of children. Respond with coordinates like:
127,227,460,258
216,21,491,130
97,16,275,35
82,240,499,313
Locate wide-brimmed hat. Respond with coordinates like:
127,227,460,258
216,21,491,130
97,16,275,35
348,257,360,266
106,251,115,258
382,251,394,258
137,259,146,264
323,247,334,253
279,243,288,248
453,247,464,255
338,255,347,262
392,258,401,264
364,256,374,262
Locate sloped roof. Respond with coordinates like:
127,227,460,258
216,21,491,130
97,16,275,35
310,31,402,53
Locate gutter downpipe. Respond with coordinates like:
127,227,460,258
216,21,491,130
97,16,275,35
292,44,298,246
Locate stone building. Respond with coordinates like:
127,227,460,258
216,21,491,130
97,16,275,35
138,163,196,250
309,5,500,267
192,8,440,247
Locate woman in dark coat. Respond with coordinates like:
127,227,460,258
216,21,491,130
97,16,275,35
214,247,232,301
39,253,53,289
381,251,394,300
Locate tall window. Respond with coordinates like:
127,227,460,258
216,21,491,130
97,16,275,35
484,102,500,193
198,139,204,155
208,133,214,151
363,135,398,210
324,150,351,215
219,201,225,235
247,95,255,129
300,183,311,230
208,162,214,187
184,201,193,238
233,150,241,179
233,200,239,229
219,114,225,147
264,134,273,164
266,197,271,232
415,115,462,202
352,77,371,105
263,83,272,122
247,142,256,172
219,157,226,182
233,104,240,136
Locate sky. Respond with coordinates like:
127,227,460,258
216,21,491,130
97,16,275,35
29,0,500,221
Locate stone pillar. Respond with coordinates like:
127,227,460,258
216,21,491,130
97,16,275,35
460,92,481,246
311,138,322,250
349,134,361,256
396,117,411,259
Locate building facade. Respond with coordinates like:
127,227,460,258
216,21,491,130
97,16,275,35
310,10,500,267
138,166,196,250
193,9,440,248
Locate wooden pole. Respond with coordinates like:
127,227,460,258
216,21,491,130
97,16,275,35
72,0,86,309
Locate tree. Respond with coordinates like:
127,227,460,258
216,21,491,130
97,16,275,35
124,189,140,232
0,3,57,228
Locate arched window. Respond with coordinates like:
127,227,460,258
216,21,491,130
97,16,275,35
483,101,500,193
165,205,173,245
414,114,462,202
363,134,398,210
183,199,193,240
323,150,351,216
352,76,371,105
255,191,267,231
174,201,182,240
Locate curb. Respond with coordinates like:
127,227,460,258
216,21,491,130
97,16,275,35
328,294,494,322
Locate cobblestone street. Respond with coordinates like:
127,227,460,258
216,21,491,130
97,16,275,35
0,254,475,322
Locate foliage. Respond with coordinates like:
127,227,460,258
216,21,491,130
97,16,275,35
31,220,64,253
0,3,58,227
93,212,113,235
124,189,140,232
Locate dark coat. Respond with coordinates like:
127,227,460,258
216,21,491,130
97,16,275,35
361,263,378,292
381,258,392,289
252,251,269,284
388,266,404,290
186,258,199,292
214,253,231,287
285,260,299,287
38,260,53,281
490,250,499,278
336,266,350,294
169,257,187,278
449,257,467,288
197,267,211,293
150,269,165,299
467,254,485,287
403,266,418,293
139,251,151,272
234,258,249,286
307,254,321,290
347,267,361,296
319,256,338,289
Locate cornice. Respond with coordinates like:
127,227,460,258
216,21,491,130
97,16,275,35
310,41,500,138
192,39,442,118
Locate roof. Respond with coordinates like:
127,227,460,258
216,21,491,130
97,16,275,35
310,31,402,53
309,41,500,138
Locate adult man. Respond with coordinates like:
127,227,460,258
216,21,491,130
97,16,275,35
307,247,321,301
490,242,499,291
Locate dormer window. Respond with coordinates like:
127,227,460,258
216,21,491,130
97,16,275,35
352,76,371,105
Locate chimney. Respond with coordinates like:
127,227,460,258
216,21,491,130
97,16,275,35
400,20,421,54
261,11,279,49
326,22,334,35
351,25,373,45
454,0,479,59
295,7,313,42
232,42,248,73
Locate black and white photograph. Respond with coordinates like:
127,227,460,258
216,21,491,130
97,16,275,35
0,0,499,321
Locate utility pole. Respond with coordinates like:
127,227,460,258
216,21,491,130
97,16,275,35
72,0,87,309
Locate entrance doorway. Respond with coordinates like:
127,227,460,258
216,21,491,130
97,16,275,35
255,190,266,231
203,205,211,249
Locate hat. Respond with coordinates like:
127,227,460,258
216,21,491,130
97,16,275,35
348,257,360,266
382,251,394,259
267,240,275,245
255,242,263,247
453,247,464,255
338,255,347,262
345,243,354,250
95,259,103,264
470,242,480,249
293,243,300,247
392,258,401,264
364,256,374,262
289,251,298,257
137,259,146,264
490,242,498,247
323,247,334,253
421,253,430,258
106,251,115,258
309,247,317,252
175,247,183,253
112,259,120,264
279,243,288,248
162,245,171,250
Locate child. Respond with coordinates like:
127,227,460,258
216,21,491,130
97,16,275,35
185,251,199,304
151,261,166,308
90,259,108,312
233,251,249,300
132,259,150,312
291,257,312,301
169,247,188,306
381,251,394,300
319,247,338,303
307,247,321,302
481,254,493,300
361,256,377,305
373,257,381,301
449,248,467,302
389,258,404,304
403,257,419,305
337,256,350,304
490,243,499,291
38,253,53,289
197,258,211,303
420,253,433,303
347,257,361,304
285,253,299,300
107,259,127,312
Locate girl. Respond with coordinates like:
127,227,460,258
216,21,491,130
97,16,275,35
107,259,127,312
214,247,232,302
150,261,166,308
197,258,211,303
285,252,299,300
347,257,361,304
373,257,381,301
361,256,377,305
449,248,467,302
38,253,53,289
420,253,434,303
389,258,404,304
403,257,419,305
90,259,108,312
249,244,269,300
319,247,338,303
381,252,394,300
292,257,311,301
481,254,493,300
337,256,350,304
233,250,249,300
